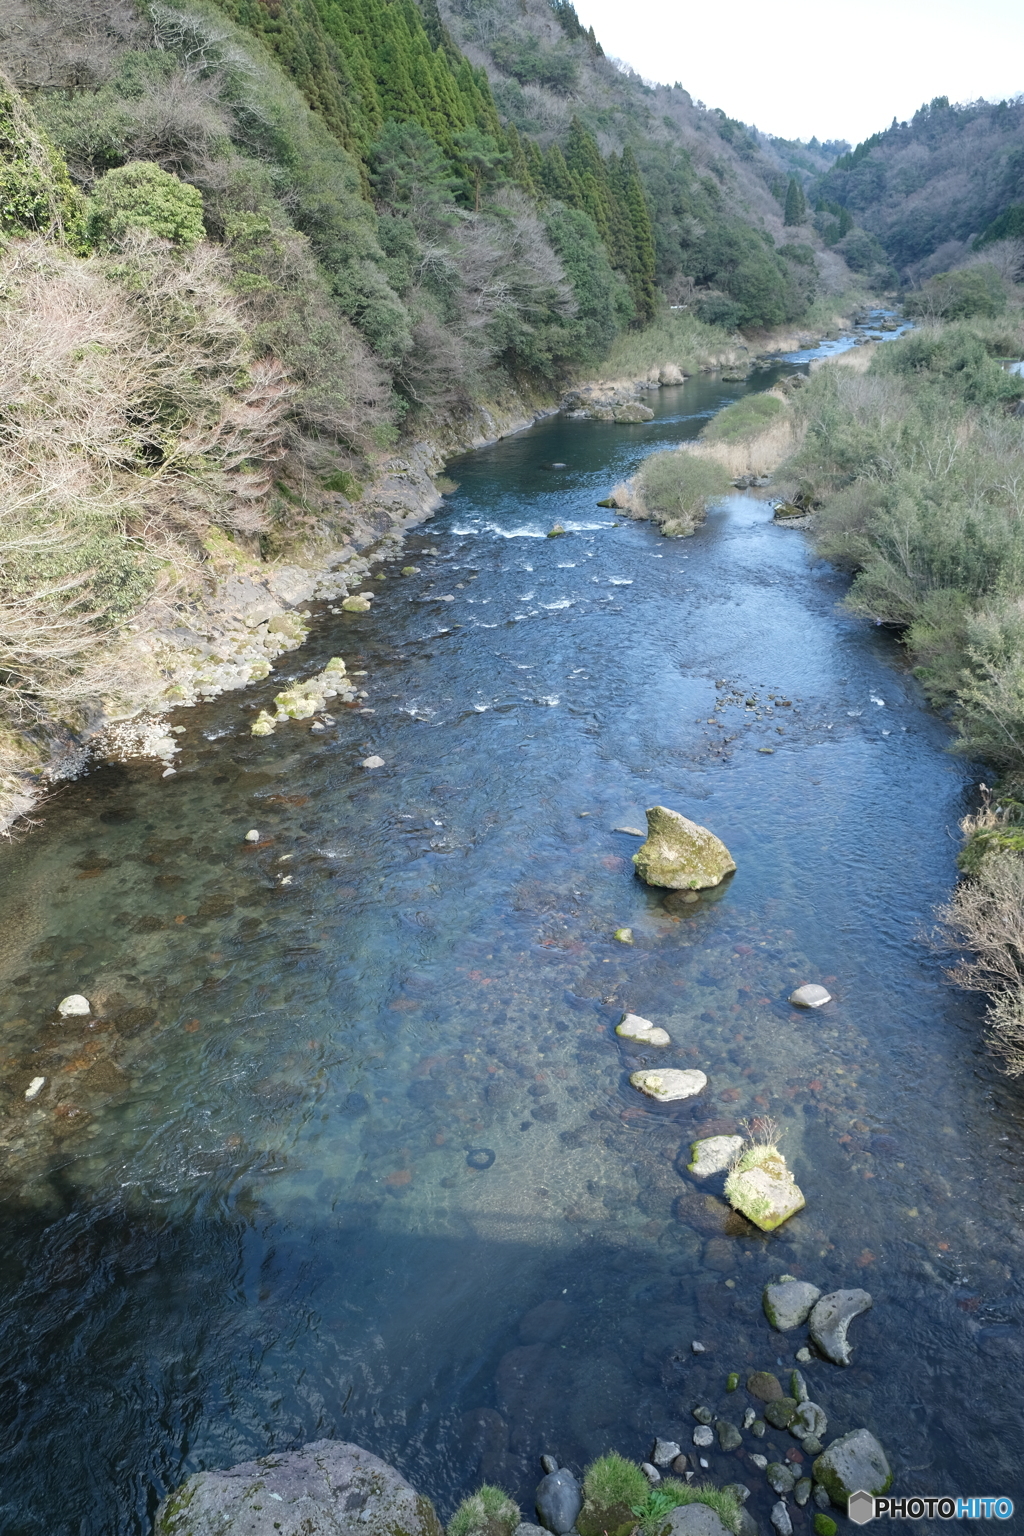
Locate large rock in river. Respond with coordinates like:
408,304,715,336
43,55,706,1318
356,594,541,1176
155,1440,444,1536
724,1145,805,1231
633,806,736,890
813,1429,892,1508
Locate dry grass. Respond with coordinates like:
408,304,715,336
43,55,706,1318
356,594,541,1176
688,411,798,478
0,232,290,724
938,838,1024,1076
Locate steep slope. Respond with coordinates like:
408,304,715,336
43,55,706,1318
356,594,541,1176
816,94,1024,281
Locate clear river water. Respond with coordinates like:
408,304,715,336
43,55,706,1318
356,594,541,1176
2,352,1024,1534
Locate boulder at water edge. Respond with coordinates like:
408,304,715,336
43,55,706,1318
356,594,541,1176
154,1440,444,1536
724,1146,805,1231
663,1505,734,1536
535,1468,582,1534
633,806,736,890
812,1429,892,1508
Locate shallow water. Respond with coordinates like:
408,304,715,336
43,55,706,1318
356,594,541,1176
2,369,1024,1535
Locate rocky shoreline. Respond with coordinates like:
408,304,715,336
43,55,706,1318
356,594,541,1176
154,1274,890,1536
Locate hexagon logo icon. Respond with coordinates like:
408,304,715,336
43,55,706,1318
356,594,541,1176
847,1491,875,1525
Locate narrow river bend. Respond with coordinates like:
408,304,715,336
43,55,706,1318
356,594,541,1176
2,368,1023,1534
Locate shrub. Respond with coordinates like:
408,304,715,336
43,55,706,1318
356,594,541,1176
904,264,1006,321
447,1486,520,1536
88,159,205,247
0,68,83,239
939,842,1024,1075
636,450,732,534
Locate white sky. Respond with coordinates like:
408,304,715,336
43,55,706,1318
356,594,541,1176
572,0,1024,146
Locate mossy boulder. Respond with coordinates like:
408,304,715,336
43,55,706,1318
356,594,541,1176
724,1146,804,1231
812,1429,892,1508
155,1440,445,1536
633,806,736,890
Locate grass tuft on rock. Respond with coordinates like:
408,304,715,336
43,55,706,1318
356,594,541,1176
578,1454,650,1536
633,1481,741,1536
447,1485,521,1536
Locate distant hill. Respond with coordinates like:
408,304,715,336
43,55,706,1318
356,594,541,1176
816,95,1024,281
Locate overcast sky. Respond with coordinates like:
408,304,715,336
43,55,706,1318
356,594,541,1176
573,0,1024,146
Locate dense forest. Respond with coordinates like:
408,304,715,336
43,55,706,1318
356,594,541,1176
816,94,1024,282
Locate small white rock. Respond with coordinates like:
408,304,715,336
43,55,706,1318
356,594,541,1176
614,826,646,836
789,984,831,1008
616,1013,671,1047
698,1459,709,1470
631,1068,707,1101
57,994,90,1017
245,829,260,842
641,1463,661,1485
688,1133,745,1178
25,1076,45,1100
693,1426,714,1448
361,756,386,769
795,1347,813,1364
691,1340,706,1353
749,1455,768,1470
652,1439,681,1466
743,1409,756,1430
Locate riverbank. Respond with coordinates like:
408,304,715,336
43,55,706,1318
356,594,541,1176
0,302,866,838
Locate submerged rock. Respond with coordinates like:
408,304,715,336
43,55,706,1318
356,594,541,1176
766,1464,795,1494
746,1372,782,1402
770,1501,793,1536
536,1470,582,1534
57,994,91,1017
789,984,831,1009
154,1440,444,1536
763,1398,798,1430
725,1146,805,1231
809,1289,872,1366
633,805,736,890
613,927,635,944
616,1013,671,1047
790,1402,826,1440
716,1420,742,1451
688,1135,744,1178
813,1429,892,1507
631,1068,707,1102
763,1280,821,1331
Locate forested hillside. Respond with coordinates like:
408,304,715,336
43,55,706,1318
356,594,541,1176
816,94,1024,282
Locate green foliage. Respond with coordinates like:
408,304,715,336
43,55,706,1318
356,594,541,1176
447,1486,520,1536
545,205,633,359
975,203,1024,250
783,176,806,226
788,309,1024,780
87,160,206,248
582,1453,650,1514
638,450,732,533
703,392,785,444
491,33,578,93
631,1481,740,1536
0,70,83,240
904,264,1007,321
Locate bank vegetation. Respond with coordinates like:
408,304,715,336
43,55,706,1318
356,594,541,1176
779,276,1024,1072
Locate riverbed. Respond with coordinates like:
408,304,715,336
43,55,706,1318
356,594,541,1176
1,362,1022,1534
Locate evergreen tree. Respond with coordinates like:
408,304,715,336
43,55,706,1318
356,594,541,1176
453,127,507,210
783,176,806,225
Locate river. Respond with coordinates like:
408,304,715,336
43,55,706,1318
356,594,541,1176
1,356,1022,1533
